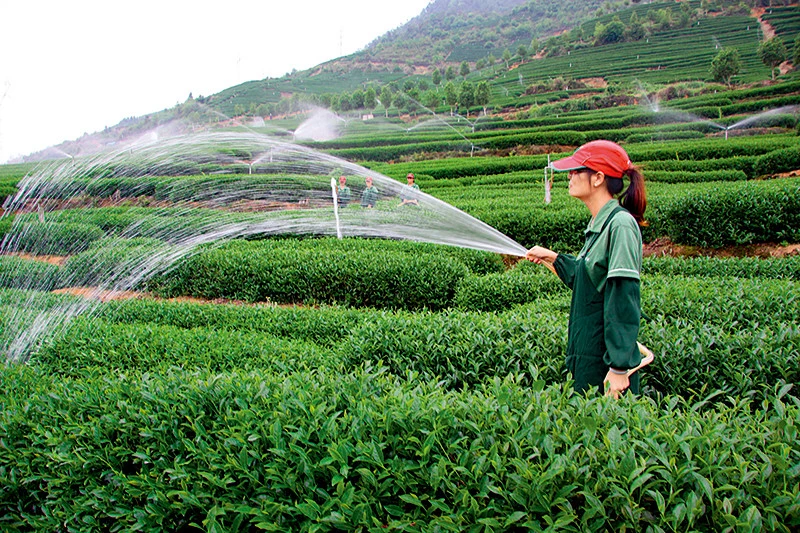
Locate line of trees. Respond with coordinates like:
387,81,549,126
711,34,797,86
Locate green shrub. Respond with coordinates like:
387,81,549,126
0,214,14,238
754,146,800,177
0,256,61,291
33,317,338,378
5,221,106,255
156,239,470,310
454,262,567,311
3,365,797,531
660,179,800,247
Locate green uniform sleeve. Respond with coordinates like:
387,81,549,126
603,277,642,370
554,254,578,290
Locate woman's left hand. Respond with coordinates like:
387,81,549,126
604,371,630,399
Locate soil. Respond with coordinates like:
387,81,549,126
7,252,69,266
642,238,800,259
51,286,257,306
752,7,776,39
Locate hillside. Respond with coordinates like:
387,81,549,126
13,0,800,162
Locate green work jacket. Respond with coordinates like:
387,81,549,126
400,183,420,202
553,200,643,394
360,186,378,208
337,185,351,207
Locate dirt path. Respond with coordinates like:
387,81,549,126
752,7,776,39
643,238,800,259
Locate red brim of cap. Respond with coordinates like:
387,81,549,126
548,155,585,172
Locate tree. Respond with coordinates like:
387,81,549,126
459,61,470,79
517,45,529,60
432,68,442,87
392,92,407,115
443,81,458,115
793,34,800,64
364,87,377,110
594,16,626,45
624,11,646,41
406,88,421,116
445,65,456,81
351,89,365,110
422,89,441,110
459,81,476,117
758,37,788,80
380,86,393,117
502,48,512,68
475,81,491,113
710,47,741,86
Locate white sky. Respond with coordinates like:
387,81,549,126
0,0,431,163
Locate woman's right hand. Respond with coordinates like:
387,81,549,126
526,246,557,264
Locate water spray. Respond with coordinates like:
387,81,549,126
1,131,527,362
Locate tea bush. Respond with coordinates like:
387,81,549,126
32,317,339,378
341,305,569,389
5,221,105,255
0,256,61,291
754,145,800,177
341,273,799,399
1,364,798,531
659,178,800,247
454,262,568,312
98,298,367,348
155,239,470,310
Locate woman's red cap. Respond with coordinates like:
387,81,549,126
549,140,632,179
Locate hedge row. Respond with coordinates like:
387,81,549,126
21,267,795,401
2,364,798,531
96,298,365,348
657,178,800,247
643,169,747,183
642,254,800,280
4,221,106,255
153,239,473,311
454,255,800,311
31,317,338,379
342,274,800,399
327,130,587,162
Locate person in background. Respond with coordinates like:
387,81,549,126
525,140,647,398
360,176,378,208
399,172,421,206
337,175,351,208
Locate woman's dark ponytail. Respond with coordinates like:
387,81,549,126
619,167,647,226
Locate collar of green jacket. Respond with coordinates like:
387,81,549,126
584,199,621,236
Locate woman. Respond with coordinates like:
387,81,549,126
360,176,378,208
399,172,421,206
526,140,647,397
337,175,351,208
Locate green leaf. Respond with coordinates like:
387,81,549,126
503,511,527,526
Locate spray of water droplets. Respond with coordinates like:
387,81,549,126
0,130,527,362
